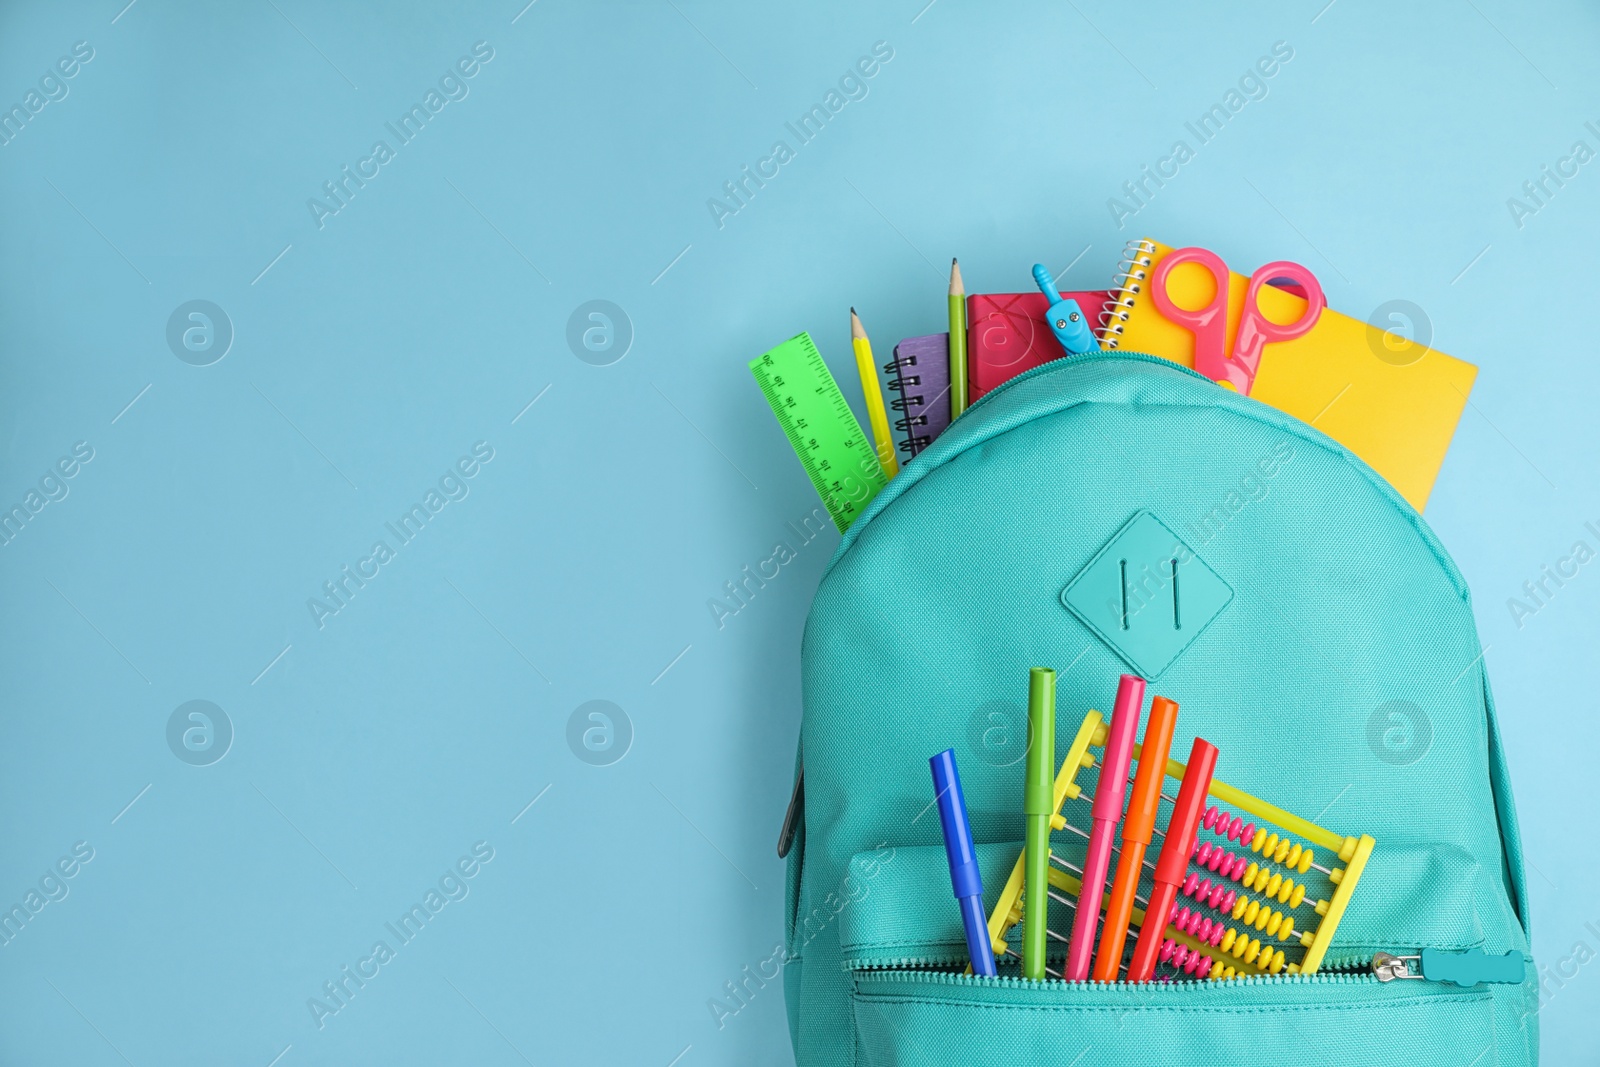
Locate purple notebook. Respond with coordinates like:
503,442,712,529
885,333,951,459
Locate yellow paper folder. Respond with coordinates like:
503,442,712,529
1100,239,1476,511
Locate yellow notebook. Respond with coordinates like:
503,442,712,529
1097,238,1476,511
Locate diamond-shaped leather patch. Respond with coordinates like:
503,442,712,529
1060,511,1232,678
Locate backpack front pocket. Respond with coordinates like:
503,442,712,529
851,969,1498,1067
839,842,1533,1066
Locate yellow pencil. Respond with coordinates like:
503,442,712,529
850,308,898,479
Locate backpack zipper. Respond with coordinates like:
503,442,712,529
849,947,1526,988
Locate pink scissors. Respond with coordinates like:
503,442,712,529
1150,247,1325,395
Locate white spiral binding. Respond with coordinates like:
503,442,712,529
1097,238,1157,350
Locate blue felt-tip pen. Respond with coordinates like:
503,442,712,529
929,748,997,976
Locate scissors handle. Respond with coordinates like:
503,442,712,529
1230,262,1325,392
1150,247,1231,384
1152,248,1326,395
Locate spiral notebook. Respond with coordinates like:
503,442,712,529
1096,238,1477,511
966,289,1110,401
885,333,952,458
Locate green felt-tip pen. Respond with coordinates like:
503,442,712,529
1022,666,1056,980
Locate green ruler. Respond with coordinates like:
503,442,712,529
750,332,889,533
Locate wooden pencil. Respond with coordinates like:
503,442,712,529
948,259,968,419
851,308,898,479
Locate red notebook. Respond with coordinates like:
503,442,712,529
966,290,1110,401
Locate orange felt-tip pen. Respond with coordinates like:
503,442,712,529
1091,695,1180,981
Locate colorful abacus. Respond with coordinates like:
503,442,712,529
983,706,1375,979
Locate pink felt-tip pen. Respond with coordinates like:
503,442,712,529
1063,673,1146,981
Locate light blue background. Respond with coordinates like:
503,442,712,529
1,1,1595,1063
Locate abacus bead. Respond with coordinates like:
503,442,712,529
1243,938,1262,964
1289,885,1306,909
1220,929,1238,953
1243,861,1260,887
1240,822,1256,843
1183,872,1201,896
1268,950,1286,974
1298,850,1314,874
1265,873,1283,899
1273,838,1293,864
1196,956,1215,979
1160,939,1177,963
1250,828,1268,853
1202,807,1219,831
1252,867,1273,893
1220,889,1238,911
1276,879,1294,905
1285,843,1303,869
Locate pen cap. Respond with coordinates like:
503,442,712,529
1091,674,1146,822
1122,696,1180,845
1024,667,1056,815
1153,737,1219,885
929,749,982,900
1032,263,1063,304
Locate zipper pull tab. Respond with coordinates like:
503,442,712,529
1418,947,1526,986
1372,949,1526,986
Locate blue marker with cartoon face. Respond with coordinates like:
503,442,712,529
1033,263,1098,355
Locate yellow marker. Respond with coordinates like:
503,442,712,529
850,308,898,479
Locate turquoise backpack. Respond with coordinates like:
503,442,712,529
783,352,1535,1065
